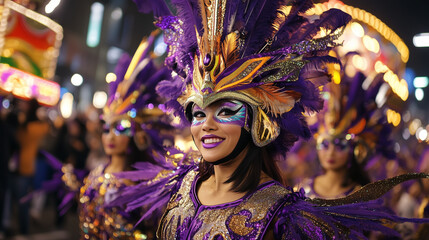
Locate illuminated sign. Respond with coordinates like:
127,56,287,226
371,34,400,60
0,0,62,105
0,64,60,106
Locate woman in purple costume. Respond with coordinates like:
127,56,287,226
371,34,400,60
45,32,176,240
112,0,429,239
300,72,392,199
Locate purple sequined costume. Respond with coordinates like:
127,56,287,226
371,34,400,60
78,164,147,240
112,159,429,239
158,167,287,239
39,154,151,240
128,164,427,239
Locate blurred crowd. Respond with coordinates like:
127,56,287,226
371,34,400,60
0,96,108,238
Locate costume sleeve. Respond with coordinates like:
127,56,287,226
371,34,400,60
37,150,88,215
274,173,429,239
109,148,200,226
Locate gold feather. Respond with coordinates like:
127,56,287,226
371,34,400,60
248,83,301,116
221,32,239,68
215,57,270,91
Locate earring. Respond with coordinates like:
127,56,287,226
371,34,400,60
354,144,368,164
134,131,150,151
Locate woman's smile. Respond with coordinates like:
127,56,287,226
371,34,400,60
201,134,225,148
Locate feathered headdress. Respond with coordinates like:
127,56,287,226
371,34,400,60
103,31,167,123
103,31,174,151
138,0,351,154
316,70,395,163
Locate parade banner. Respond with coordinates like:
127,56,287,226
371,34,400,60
0,0,62,106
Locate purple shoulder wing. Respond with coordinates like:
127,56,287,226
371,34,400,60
109,148,200,227
275,173,429,239
37,150,88,215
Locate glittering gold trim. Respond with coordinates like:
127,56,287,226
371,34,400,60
215,57,271,91
310,173,429,206
253,107,280,146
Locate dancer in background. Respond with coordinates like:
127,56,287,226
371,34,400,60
299,71,394,199
295,0,410,199
43,31,177,240
111,0,429,239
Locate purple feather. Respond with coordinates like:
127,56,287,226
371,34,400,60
227,0,255,33
156,76,188,124
133,192,171,227
364,74,384,102
300,55,340,87
169,0,200,59
275,180,429,239
116,164,166,181
171,0,202,34
109,163,197,226
31,151,88,215
271,0,314,49
39,150,63,170
110,178,170,211
108,54,131,106
276,199,402,238
41,177,62,192
156,78,184,98
132,0,171,16
58,192,76,215
280,109,311,139
145,67,171,94
240,0,283,56
121,62,155,103
290,8,351,44
222,0,242,35
344,72,365,112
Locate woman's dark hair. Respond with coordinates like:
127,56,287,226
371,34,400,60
346,152,371,187
125,122,168,169
126,135,156,169
198,141,282,193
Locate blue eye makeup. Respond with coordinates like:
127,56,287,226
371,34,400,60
214,101,246,127
191,101,248,127
103,119,134,137
191,106,206,126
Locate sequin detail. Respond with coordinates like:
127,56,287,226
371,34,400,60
158,168,290,239
310,173,429,206
79,165,148,240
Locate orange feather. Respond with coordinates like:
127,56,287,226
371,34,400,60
248,83,301,116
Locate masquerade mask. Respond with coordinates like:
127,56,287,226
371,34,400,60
191,100,249,129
